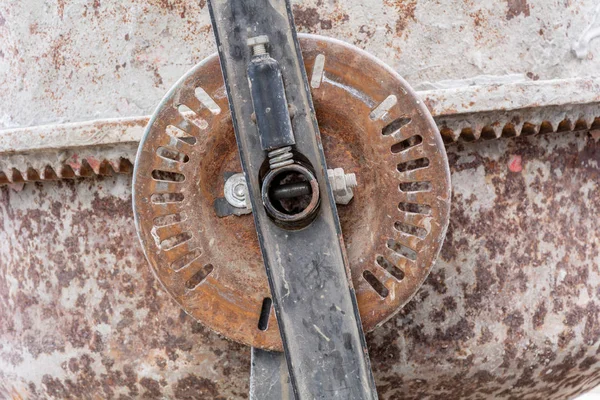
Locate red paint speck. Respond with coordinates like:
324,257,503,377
509,155,522,173
87,157,100,171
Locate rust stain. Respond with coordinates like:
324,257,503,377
56,1,65,19
384,0,418,35
506,0,531,20
292,5,321,31
291,5,347,33
396,3,417,35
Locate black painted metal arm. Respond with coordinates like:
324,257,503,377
206,1,378,399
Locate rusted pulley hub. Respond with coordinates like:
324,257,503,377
133,34,451,351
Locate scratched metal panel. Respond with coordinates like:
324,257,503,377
1,0,600,129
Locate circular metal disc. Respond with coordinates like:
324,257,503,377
133,34,451,351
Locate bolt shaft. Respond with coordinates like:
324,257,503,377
345,173,357,188
253,44,267,56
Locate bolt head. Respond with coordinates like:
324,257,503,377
224,173,249,209
247,35,269,47
233,183,246,199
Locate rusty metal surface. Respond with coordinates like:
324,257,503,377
1,0,600,398
132,35,451,350
1,130,598,399
0,175,252,399
368,130,600,399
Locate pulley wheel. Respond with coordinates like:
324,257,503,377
133,34,451,351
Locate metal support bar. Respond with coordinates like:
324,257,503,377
206,0,378,399
250,348,294,400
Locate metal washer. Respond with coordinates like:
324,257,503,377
224,173,248,209
133,34,451,351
